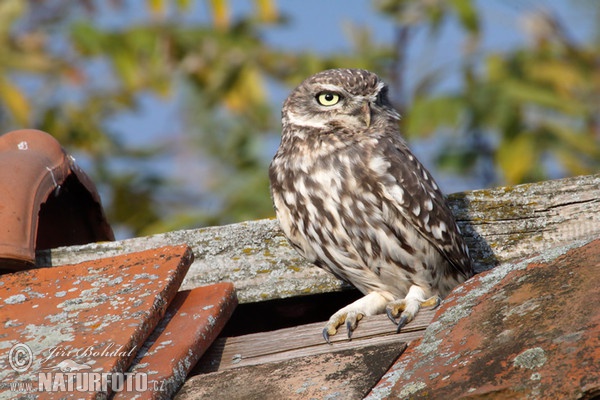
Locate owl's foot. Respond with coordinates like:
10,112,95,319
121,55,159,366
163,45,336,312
322,291,392,344
386,293,441,333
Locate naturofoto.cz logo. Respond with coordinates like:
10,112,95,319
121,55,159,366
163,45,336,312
6,342,167,395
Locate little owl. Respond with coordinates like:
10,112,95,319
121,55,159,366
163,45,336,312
269,68,473,342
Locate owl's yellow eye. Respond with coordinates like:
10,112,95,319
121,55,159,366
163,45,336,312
316,92,341,106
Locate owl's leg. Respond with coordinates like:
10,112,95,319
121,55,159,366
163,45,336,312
322,291,394,343
385,285,441,333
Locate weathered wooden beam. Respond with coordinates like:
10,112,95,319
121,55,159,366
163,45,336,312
194,309,435,373
178,341,406,400
37,173,600,303
449,173,600,269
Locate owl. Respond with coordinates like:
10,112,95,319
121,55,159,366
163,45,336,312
269,69,473,342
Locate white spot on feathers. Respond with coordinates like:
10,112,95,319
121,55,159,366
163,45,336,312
369,156,390,174
412,204,421,216
432,222,448,240
424,198,434,211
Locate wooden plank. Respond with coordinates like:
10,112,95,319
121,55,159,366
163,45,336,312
194,308,436,373
38,174,600,303
177,341,407,400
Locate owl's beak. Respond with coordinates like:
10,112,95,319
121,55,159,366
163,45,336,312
362,101,372,128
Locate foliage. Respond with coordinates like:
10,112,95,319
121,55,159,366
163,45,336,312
0,0,598,237
384,1,600,184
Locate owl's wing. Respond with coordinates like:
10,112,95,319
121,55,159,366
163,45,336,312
376,138,472,279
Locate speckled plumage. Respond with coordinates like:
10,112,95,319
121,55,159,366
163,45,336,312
269,69,473,340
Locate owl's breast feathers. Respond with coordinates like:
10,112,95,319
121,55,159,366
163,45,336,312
269,129,472,297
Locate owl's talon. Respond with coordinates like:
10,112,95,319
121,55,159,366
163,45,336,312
346,320,354,340
386,308,398,325
396,315,409,333
386,292,435,333
323,328,332,345
321,293,384,343
420,295,442,310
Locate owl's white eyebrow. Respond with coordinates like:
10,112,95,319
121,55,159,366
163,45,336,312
316,84,343,92
285,111,329,128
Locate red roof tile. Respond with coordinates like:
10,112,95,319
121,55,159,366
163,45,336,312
368,239,600,399
0,129,113,271
0,244,193,399
114,283,237,399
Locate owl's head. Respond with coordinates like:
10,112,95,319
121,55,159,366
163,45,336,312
282,69,400,133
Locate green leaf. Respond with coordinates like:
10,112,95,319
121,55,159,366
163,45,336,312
449,0,480,34
546,122,600,159
70,23,105,55
112,49,141,90
503,80,585,115
405,96,463,138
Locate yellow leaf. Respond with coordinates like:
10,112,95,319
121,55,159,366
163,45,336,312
209,0,229,30
555,148,594,176
0,77,30,125
547,123,600,158
176,0,192,10
255,0,277,23
527,60,583,95
147,0,165,15
0,0,25,38
224,66,264,113
497,134,536,184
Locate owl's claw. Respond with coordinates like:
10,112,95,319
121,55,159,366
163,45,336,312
386,307,398,325
322,310,362,343
321,292,392,343
386,305,407,330
386,294,442,333
323,328,332,344
346,320,354,339
322,321,355,343
396,315,409,333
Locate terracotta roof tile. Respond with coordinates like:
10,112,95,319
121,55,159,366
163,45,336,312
114,283,237,399
0,244,193,399
367,239,600,399
0,129,113,271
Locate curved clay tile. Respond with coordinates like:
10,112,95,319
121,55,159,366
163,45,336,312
0,129,114,271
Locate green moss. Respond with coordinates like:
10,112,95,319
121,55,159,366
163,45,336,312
256,269,271,274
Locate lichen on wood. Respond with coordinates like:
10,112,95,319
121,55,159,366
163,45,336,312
38,174,600,303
